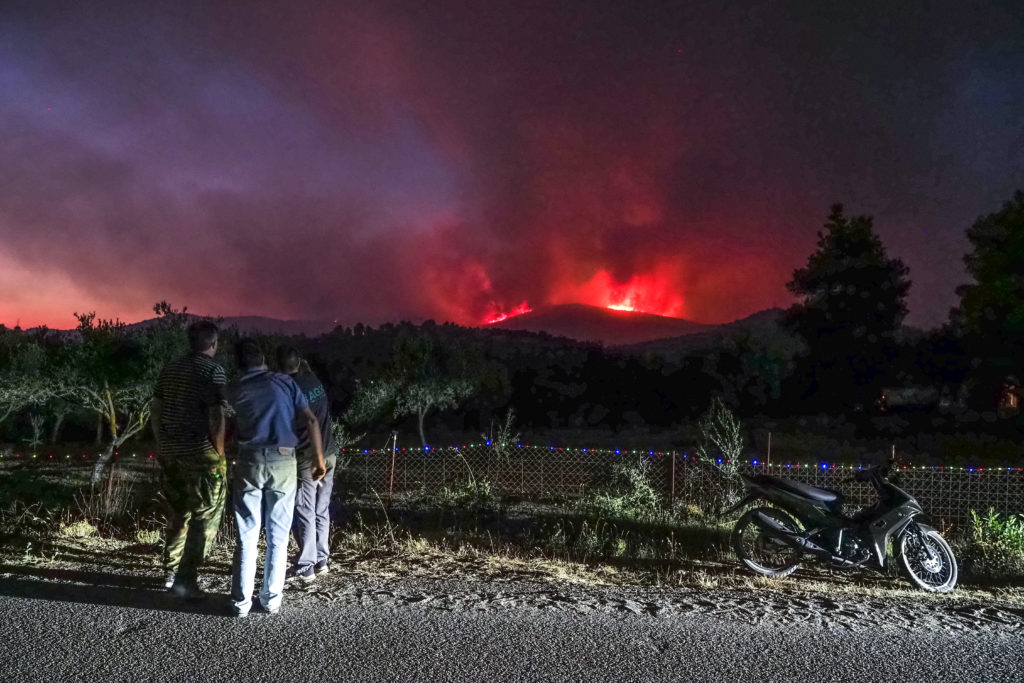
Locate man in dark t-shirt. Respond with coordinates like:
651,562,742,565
276,346,338,582
151,320,227,598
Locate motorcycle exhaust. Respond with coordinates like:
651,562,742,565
751,510,859,568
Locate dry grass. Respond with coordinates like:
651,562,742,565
320,522,1024,606
3,525,1022,612
2,464,1023,610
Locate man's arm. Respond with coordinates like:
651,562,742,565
209,403,226,456
151,397,163,447
302,406,326,481
209,366,228,456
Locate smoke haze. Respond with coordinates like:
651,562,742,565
2,0,1022,329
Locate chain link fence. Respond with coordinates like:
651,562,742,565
339,444,1024,526
2,444,1022,526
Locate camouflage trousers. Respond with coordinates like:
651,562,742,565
160,447,227,583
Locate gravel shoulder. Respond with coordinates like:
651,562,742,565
1,536,1023,682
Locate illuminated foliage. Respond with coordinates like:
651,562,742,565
58,305,194,484
695,397,745,514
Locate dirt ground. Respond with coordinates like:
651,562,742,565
2,532,1023,636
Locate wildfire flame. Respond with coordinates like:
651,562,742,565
483,301,533,324
554,269,684,318
478,267,684,324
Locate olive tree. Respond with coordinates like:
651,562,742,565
346,332,477,447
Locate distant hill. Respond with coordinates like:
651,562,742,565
215,316,339,337
620,308,789,353
42,305,790,348
483,303,716,346
126,314,338,337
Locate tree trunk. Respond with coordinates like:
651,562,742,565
95,416,104,445
50,410,67,444
0,405,15,425
91,441,117,486
417,409,428,448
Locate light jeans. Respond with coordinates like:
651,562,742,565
293,451,337,571
230,448,297,615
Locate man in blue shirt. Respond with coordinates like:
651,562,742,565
228,338,325,617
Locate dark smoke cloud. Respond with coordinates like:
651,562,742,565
1,0,1022,328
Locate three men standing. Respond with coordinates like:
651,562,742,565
276,346,338,582
151,321,227,598
228,339,326,617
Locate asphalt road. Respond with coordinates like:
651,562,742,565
0,574,1021,683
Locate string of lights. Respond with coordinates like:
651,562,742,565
1,445,1019,473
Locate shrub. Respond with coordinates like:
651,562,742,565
58,520,98,538
135,528,161,545
437,479,494,508
694,397,745,514
581,458,661,520
962,508,1024,578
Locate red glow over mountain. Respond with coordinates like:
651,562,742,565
481,268,686,325
484,303,713,345
483,301,533,325
551,269,685,318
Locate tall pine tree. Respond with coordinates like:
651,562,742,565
785,204,911,409
951,191,1024,400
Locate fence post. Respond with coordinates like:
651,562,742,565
558,447,563,493
520,449,525,495
540,448,545,495
388,437,396,497
670,451,676,507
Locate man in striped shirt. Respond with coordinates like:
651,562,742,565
151,320,228,598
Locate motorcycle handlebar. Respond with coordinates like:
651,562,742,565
851,463,892,483
853,468,874,483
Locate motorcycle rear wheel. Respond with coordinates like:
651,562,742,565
731,507,802,578
898,527,958,593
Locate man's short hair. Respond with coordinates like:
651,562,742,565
275,345,301,374
187,320,219,353
235,338,265,370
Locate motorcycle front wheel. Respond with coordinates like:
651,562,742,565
898,525,958,593
731,507,802,578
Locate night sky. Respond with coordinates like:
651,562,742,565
2,1,1022,330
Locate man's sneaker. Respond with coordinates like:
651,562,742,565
313,560,330,576
169,581,208,600
285,566,315,583
163,572,176,590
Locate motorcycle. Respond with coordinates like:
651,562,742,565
725,457,958,592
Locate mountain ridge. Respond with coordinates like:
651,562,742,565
484,303,772,346
23,305,786,347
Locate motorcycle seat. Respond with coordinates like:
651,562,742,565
755,474,842,506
